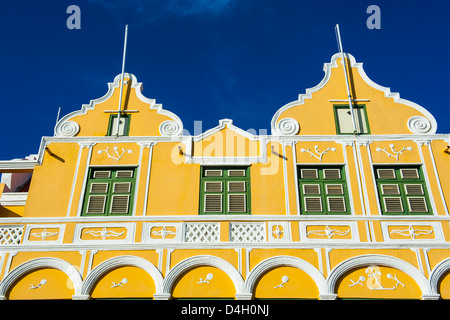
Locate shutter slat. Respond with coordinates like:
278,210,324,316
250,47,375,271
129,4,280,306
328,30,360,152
381,184,400,195
205,194,222,212
377,169,396,179
116,170,133,178
93,171,111,179
228,181,246,192
90,183,108,194
303,184,321,195
384,197,403,212
205,182,222,192
301,169,318,179
304,197,322,212
328,197,346,212
408,197,428,212
401,169,419,179
326,184,343,195
113,182,131,193
405,184,424,195
86,195,106,214
228,194,246,212
110,195,130,214
205,170,222,177
323,169,341,180
228,170,245,177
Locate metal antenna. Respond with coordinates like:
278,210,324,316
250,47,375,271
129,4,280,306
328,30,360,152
115,24,129,136
55,106,61,125
335,24,358,134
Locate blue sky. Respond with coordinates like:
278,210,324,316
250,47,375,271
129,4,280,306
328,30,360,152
1,0,449,160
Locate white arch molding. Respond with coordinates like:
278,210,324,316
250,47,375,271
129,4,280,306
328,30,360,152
245,256,329,300
162,255,249,300
0,257,83,300
429,258,450,297
327,254,438,300
80,255,164,300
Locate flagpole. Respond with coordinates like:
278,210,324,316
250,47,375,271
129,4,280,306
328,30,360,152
335,24,358,134
115,24,128,136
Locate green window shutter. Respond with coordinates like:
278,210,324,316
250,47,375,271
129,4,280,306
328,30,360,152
298,166,350,215
374,166,431,215
107,114,131,136
82,167,136,216
200,167,250,215
334,105,370,135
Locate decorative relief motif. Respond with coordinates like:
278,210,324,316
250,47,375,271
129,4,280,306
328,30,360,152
142,223,183,242
159,120,182,136
55,121,80,137
276,118,300,135
197,273,213,284
306,225,350,239
74,223,134,244
268,222,290,242
349,266,405,291
407,116,432,134
29,279,47,290
381,222,442,242
274,276,289,289
98,146,133,163
111,278,128,288
152,226,177,239
389,225,433,240
272,225,284,240
84,227,125,240
375,144,412,162
23,225,65,244
30,229,59,241
300,222,358,242
300,145,336,162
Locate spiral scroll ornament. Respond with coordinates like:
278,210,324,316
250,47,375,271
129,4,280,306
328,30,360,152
55,121,80,137
407,116,431,134
276,118,300,136
159,120,182,136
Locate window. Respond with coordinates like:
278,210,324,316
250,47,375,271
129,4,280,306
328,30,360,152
298,166,350,215
375,166,431,215
108,114,130,136
199,167,250,215
82,167,136,216
334,105,369,134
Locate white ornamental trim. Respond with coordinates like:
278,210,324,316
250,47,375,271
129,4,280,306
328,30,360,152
407,116,432,134
276,118,300,136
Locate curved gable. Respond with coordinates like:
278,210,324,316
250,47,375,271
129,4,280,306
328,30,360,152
272,53,437,136
54,73,183,137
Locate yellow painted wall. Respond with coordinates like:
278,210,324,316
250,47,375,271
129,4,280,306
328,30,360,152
23,143,79,218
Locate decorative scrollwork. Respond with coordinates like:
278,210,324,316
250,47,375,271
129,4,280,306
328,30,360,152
55,121,80,137
300,145,336,162
407,116,431,134
375,144,412,162
276,118,300,136
159,120,182,136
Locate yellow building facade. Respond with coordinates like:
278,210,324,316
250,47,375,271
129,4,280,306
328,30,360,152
0,53,449,300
